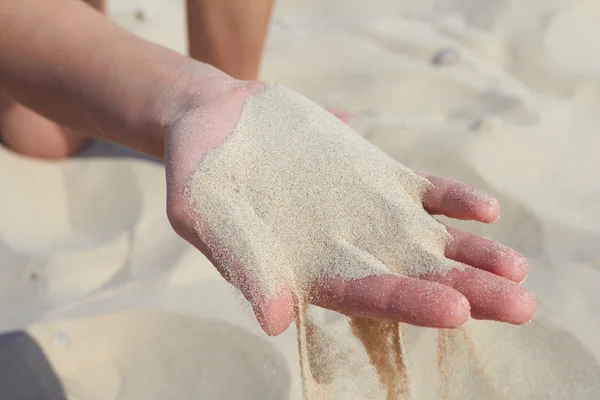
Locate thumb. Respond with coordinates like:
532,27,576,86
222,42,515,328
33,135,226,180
191,186,295,336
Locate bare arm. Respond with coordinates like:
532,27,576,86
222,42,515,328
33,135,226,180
187,0,274,80
0,0,535,336
0,0,230,158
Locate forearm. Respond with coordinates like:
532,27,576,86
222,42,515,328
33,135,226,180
0,0,231,157
187,0,274,80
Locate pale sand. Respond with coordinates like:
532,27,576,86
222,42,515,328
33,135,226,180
189,83,456,297
189,83,458,398
1,0,600,399
1,310,289,399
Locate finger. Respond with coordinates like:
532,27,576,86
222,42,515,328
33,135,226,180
311,274,470,328
419,173,500,223
208,250,294,336
185,186,295,336
445,227,528,283
250,284,295,337
424,264,536,324
324,107,353,123
189,230,295,337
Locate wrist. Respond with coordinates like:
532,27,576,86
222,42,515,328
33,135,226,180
146,60,239,159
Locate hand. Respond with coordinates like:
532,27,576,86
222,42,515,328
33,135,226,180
165,78,535,336
313,173,534,329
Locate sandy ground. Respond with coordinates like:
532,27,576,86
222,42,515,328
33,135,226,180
1,0,599,398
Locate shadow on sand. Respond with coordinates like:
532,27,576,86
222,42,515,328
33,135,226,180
0,331,67,400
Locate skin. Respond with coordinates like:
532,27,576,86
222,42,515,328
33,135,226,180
187,0,275,80
0,0,535,336
0,0,275,158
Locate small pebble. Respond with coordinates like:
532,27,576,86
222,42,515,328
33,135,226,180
470,116,501,132
431,48,460,66
52,331,71,348
134,9,147,22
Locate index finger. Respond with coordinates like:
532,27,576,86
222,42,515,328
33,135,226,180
419,173,500,223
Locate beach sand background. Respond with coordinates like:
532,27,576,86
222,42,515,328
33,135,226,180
1,0,600,398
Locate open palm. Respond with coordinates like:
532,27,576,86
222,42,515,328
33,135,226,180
165,81,535,336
